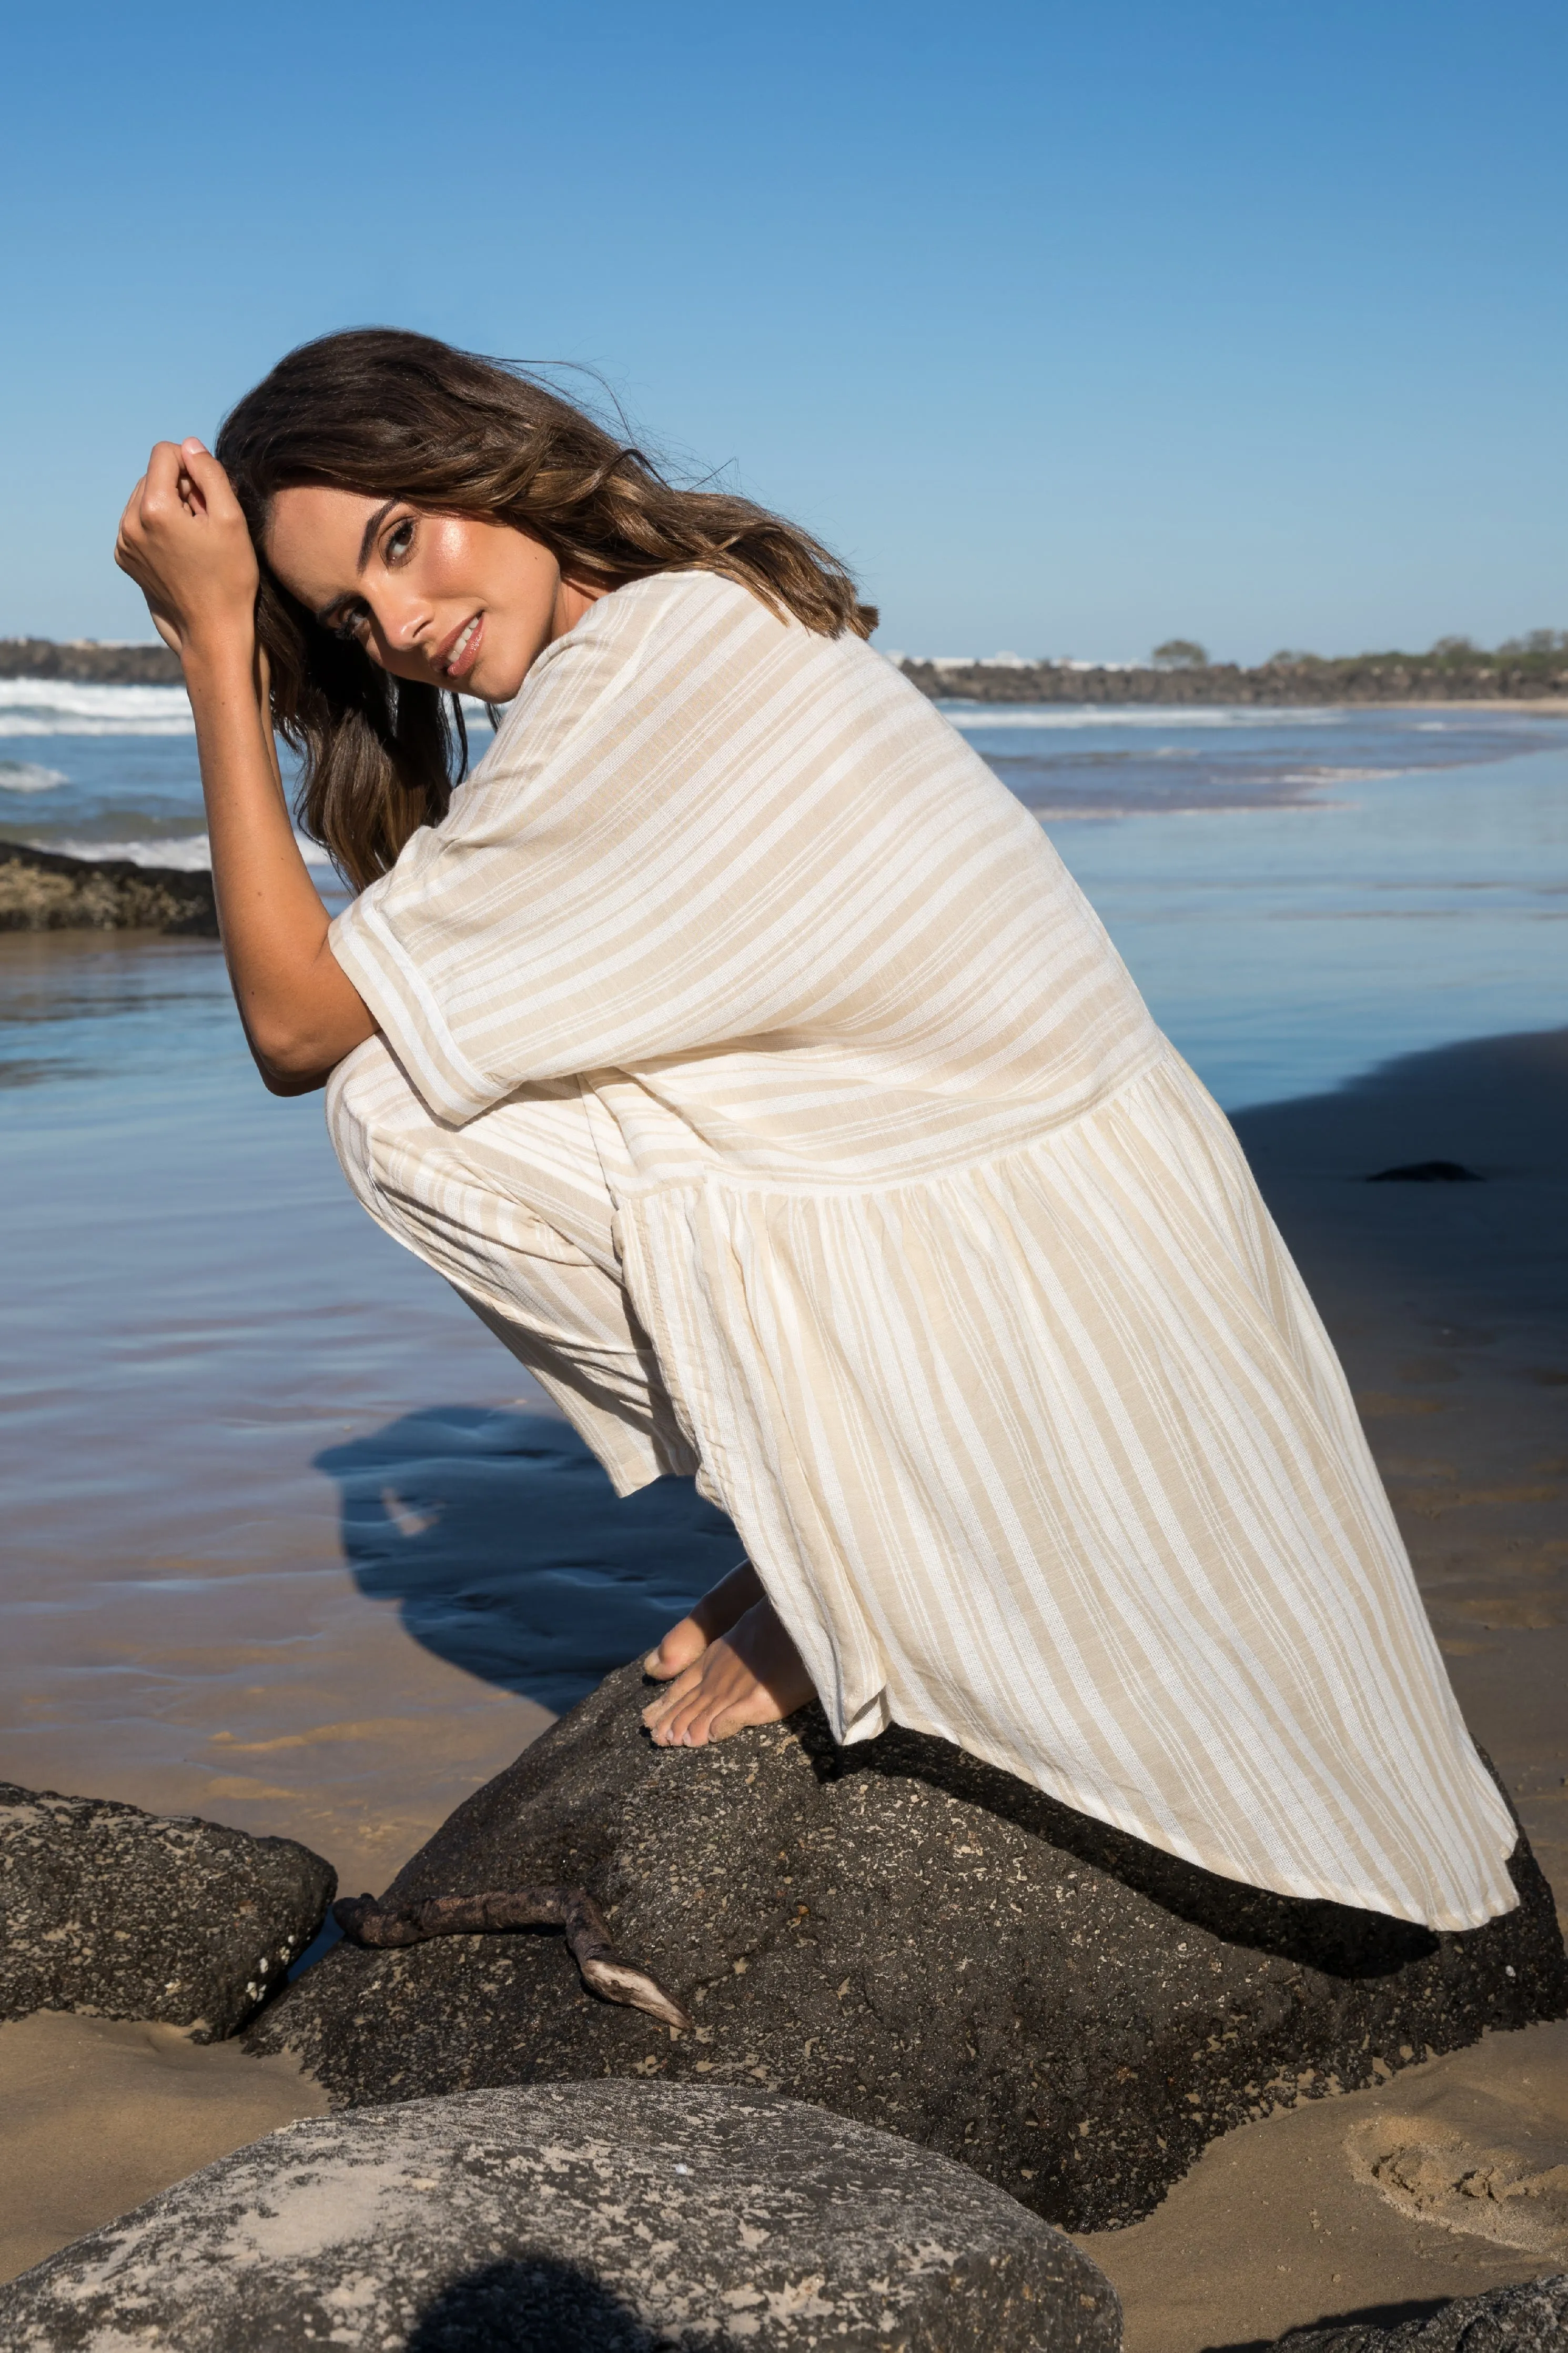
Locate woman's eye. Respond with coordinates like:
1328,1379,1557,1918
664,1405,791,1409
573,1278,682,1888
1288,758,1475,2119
385,519,416,562
333,608,368,643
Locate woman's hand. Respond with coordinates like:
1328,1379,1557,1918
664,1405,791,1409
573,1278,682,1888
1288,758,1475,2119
113,436,377,1091
114,440,259,663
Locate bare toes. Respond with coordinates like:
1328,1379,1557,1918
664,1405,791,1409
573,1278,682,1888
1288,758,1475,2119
641,1663,702,1729
643,1616,711,1681
642,1563,766,1685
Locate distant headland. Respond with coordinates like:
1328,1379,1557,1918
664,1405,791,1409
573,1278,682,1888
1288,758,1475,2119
1,638,185,686
894,631,1568,706
4,629,1566,704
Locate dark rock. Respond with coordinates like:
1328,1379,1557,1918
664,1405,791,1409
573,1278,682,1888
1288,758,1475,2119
1366,1162,1484,1184
0,839,218,936
894,655,1568,708
0,1782,336,2040
0,638,184,686
247,1665,1568,2231
1274,2272,1568,2352
0,2083,1121,2351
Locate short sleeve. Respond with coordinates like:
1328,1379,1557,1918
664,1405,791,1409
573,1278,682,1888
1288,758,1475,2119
327,573,846,1124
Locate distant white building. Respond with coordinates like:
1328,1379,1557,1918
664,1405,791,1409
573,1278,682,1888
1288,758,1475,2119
895,651,1143,672
915,653,1035,671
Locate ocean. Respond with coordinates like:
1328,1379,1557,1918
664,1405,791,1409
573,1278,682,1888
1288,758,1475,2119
5,683,1564,1107
2,682,1564,1870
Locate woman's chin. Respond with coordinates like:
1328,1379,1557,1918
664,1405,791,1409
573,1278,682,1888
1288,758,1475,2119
462,653,527,705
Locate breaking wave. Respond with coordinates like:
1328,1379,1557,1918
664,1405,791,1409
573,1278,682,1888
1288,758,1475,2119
0,680,194,737
39,833,335,871
0,760,67,792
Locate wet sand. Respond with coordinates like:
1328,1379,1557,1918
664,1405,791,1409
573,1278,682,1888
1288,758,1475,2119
2,1019,1564,2329
0,933,733,1892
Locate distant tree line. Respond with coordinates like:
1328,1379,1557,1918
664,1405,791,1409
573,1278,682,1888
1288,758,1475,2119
3,630,1566,705
900,630,1568,707
1256,629,1568,676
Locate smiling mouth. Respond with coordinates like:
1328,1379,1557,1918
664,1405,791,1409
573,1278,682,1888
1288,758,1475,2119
440,612,484,680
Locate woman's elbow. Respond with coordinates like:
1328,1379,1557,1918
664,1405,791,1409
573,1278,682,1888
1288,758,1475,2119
241,985,375,1095
247,1019,335,1094
256,1051,330,1097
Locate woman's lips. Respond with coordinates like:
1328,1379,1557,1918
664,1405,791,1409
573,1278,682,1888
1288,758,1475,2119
440,612,484,680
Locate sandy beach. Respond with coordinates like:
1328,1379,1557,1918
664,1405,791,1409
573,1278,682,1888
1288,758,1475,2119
2,1018,1563,2337
4,0,1564,2316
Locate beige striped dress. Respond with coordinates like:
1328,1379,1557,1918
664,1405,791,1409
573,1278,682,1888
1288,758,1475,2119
326,569,1519,1932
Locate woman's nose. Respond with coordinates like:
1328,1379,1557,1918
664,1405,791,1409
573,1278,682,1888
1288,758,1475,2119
372,589,432,652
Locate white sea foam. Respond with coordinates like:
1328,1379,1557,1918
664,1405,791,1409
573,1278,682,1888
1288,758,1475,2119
0,679,194,737
0,679,500,740
1033,800,1346,821
941,704,1344,731
41,833,335,871
1275,766,1395,785
0,760,67,792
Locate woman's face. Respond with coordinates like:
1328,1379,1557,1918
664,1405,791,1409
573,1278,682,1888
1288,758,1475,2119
263,487,599,701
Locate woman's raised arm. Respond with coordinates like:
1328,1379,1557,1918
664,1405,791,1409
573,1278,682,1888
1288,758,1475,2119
114,439,376,1094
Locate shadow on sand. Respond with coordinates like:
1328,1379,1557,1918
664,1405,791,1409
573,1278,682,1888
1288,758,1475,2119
313,1406,741,1711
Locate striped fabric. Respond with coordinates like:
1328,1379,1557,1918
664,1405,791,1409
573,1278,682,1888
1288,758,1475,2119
328,570,1518,1930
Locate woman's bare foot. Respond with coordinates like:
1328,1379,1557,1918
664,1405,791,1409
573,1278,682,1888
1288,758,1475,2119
641,1595,815,1747
643,1560,765,1681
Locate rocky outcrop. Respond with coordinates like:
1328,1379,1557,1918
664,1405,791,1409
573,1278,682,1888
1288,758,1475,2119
0,840,218,935
0,2083,1121,2351
0,638,183,686
896,656,1568,707
248,1665,1568,2232
1277,2274,1568,2352
0,1782,335,2041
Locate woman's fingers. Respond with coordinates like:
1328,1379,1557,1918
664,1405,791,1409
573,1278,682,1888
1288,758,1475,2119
114,474,155,581
114,440,258,655
139,440,186,518
119,441,230,541
116,475,148,540
178,438,246,524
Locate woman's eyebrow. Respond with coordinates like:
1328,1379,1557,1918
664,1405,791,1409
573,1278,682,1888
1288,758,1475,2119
356,498,401,572
313,500,402,625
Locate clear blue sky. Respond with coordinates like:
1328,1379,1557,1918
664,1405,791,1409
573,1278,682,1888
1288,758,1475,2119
3,1,1562,661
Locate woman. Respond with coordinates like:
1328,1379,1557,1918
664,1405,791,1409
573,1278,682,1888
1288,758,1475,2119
115,328,1517,1934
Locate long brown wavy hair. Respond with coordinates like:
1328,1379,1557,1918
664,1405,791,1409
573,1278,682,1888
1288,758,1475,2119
216,329,877,890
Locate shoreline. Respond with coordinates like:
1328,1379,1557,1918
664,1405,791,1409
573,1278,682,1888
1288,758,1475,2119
2,1008,1561,1897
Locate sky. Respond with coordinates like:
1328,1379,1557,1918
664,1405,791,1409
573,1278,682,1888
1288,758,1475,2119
1,1,1563,663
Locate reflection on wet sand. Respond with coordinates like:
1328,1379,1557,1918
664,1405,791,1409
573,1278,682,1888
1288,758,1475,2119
0,932,737,1890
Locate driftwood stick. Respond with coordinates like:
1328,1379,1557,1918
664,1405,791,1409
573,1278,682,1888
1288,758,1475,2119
331,1886,693,2031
